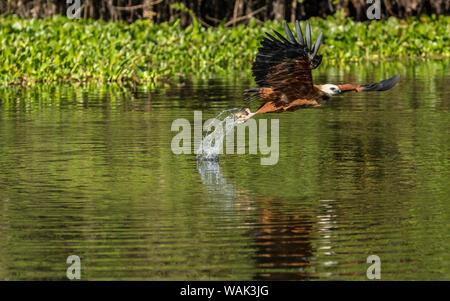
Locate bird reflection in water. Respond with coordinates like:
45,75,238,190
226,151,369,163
196,159,339,280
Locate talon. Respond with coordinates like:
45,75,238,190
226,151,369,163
236,110,255,123
235,108,250,118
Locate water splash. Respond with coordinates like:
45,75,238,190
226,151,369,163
196,108,242,161
196,150,237,213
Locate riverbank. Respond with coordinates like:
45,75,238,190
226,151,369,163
1,13,449,85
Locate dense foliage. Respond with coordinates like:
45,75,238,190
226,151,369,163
0,13,449,85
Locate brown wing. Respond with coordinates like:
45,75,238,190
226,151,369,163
251,21,324,105
337,84,362,92
265,58,317,102
338,74,400,93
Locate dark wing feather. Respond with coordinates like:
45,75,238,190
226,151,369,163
251,20,323,103
360,74,400,91
295,21,304,46
305,21,312,49
338,74,401,93
284,21,297,44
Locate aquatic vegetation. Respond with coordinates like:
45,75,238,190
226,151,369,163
0,13,448,85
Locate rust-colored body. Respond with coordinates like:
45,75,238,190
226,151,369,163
255,99,321,114
252,85,326,114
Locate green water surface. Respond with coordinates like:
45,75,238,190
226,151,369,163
0,59,448,280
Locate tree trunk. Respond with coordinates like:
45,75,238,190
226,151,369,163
143,0,154,20
291,0,297,23
273,0,285,21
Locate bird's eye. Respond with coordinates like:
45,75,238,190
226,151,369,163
330,87,336,91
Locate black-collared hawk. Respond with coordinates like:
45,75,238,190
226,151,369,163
237,20,400,122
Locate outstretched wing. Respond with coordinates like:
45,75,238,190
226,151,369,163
251,21,323,103
338,74,400,93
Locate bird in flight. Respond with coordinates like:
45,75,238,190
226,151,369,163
237,20,400,122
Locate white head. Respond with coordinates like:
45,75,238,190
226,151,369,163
320,84,341,96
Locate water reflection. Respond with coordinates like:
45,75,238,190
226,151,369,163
197,159,340,280
0,59,449,280
251,198,316,280
196,160,236,206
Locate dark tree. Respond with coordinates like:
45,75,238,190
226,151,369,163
0,0,448,25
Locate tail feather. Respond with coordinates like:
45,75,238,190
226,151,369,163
244,88,261,95
243,87,262,105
